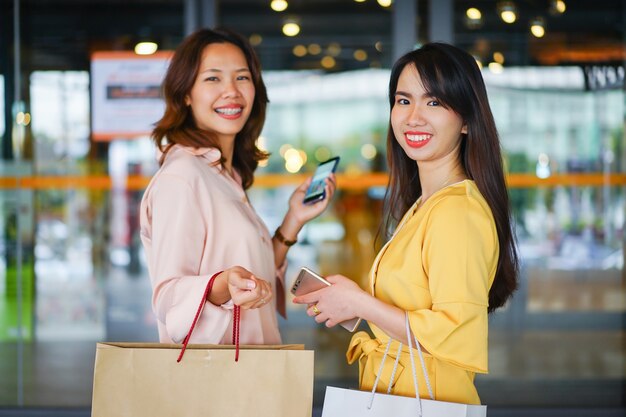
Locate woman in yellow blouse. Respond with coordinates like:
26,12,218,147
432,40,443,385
293,43,519,405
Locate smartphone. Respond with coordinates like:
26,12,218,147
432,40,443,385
290,267,362,332
302,157,340,205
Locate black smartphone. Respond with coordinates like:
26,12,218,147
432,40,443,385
302,157,340,205
290,267,362,332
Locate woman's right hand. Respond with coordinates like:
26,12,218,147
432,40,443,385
292,274,367,327
223,266,273,310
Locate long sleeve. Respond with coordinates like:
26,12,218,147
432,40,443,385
140,145,282,345
409,195,498,373
357,181,496,404
142,173,231,344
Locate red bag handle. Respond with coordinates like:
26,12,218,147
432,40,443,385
176,271,242,362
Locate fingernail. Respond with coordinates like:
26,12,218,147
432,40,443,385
247,281,256,289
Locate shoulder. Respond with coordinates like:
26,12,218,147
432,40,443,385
424,180,495,233
428,180,491,217
143,147,216,203
160,146,209,179
421,181,498,258
149,146,223,192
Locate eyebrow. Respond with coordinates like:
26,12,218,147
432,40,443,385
395,90,412,98
395,91,432,100
200,68,251,74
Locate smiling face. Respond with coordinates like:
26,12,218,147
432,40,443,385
390,64,467,167
185,42,256,145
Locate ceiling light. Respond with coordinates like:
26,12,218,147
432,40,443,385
271,0,288,12
321,56,336,69
292,45,307,57
497,1,517,24
466,8,482,20
134,41,158,55
465,7,483,29
327,42,341,57
550,0,566,14
249,34,263,46
354,0,366,2
530,17,546,38
353,49,368,61
308,43,321,55
377,0,392,7
500,11,516,23
282,21,300,37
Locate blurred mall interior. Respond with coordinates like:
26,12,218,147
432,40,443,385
0,0,624,416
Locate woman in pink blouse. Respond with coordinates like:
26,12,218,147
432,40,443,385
140,28,335,345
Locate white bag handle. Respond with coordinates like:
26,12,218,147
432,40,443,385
405,312,434,400
367,312,434,415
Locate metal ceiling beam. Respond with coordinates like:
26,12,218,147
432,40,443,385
185,0,218,35
429,0,453,44
392,0,417,60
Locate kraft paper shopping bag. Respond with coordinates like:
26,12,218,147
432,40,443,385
92,342,314,417
92,273,314,417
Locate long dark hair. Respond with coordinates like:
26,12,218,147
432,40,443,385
152,28,268,189
382,43,519,312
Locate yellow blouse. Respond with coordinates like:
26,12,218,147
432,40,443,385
347,180,498,405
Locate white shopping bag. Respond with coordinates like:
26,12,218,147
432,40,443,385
322,386,486,417
321,313,487,417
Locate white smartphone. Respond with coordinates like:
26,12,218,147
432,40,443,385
290,267,362,332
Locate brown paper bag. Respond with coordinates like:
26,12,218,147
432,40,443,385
91,342,314,417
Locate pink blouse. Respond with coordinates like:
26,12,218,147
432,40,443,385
139,144,284,345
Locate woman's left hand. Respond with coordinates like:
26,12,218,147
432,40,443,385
286,174,337,227
292,274,366,328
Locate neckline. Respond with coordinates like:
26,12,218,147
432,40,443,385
369,178,471,296
414,179,469,213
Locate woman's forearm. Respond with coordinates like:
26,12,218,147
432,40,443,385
206,272,231,305
356,292,407,343
355,292,428,351
272,213,304,269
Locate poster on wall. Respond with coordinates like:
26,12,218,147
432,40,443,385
90,51,172,141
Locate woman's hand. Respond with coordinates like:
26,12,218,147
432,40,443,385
285,174,337,228
272,175,337,263
292,274,367,327
223,266,273,309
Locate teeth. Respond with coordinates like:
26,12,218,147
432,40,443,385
216,107,242,115
406,134,430,142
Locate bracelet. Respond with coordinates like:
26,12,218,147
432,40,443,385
274,227,297,247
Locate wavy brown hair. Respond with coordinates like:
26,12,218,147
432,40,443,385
152,28,269,189
382,43,519,312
